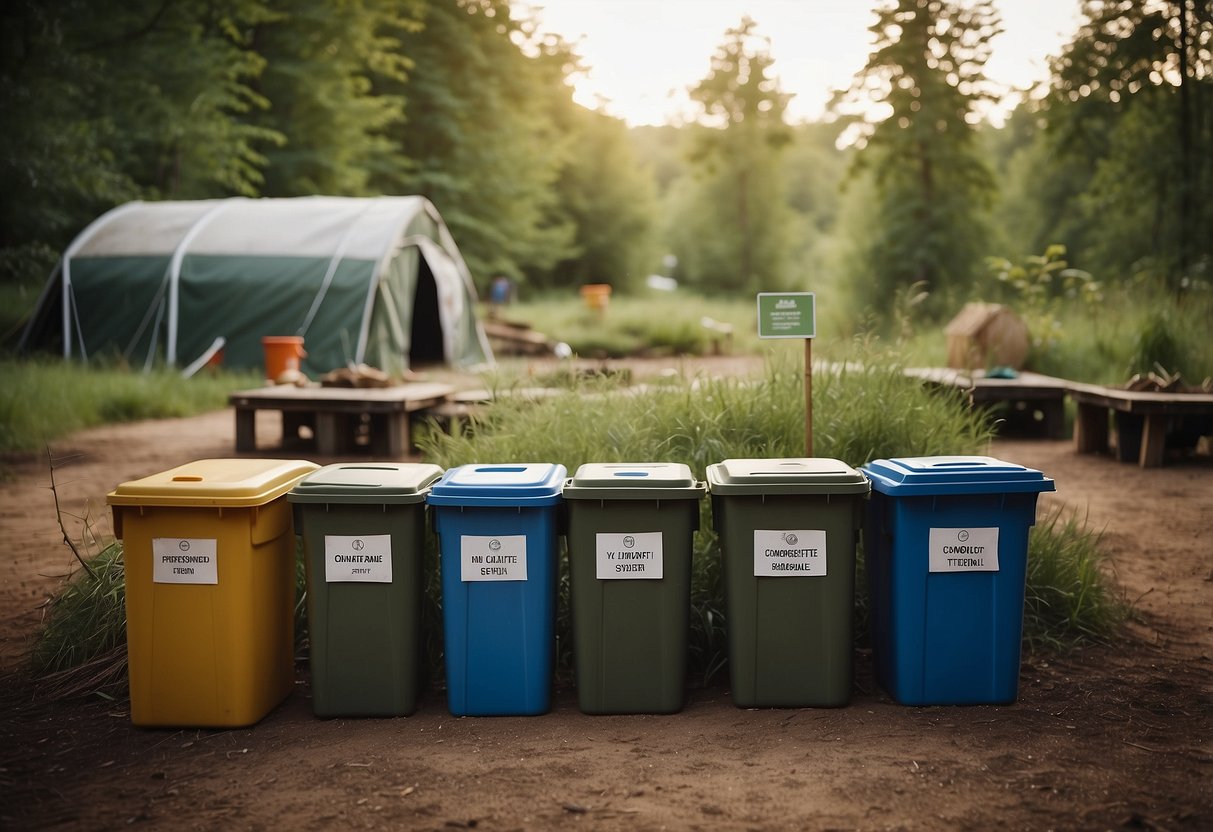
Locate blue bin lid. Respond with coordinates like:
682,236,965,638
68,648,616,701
563,462,705,500
426,463,567,507
862,456,1055,496
288,463,443,505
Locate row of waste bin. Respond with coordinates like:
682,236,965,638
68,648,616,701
107,455,1054,728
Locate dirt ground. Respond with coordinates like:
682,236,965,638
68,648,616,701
1,361,1210,830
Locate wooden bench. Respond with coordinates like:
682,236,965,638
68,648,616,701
904,368,1070,439
229,383,454,456
1066,381,1213,468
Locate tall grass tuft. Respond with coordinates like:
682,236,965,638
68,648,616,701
0,359,261,453
1023,508,1127,649
28,542,129,699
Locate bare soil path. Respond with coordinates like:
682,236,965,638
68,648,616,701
1,376,1210,830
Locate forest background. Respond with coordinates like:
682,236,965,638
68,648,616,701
2,0,1210,360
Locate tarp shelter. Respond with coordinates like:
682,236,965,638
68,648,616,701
19,196,494,376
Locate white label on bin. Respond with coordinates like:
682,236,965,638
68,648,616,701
929,527,1000,572
324,534,392,583
153,537,218,584
753,530,828,577
461,535,527,581
596,532,664,580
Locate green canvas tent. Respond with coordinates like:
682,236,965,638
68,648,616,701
19,196,494,375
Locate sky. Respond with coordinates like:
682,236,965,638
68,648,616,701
515,0,1087,127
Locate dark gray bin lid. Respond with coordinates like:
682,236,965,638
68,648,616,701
706,458,870,496
288,463,443,505
563,462,705,500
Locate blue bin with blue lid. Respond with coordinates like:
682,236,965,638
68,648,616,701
426,463,566,716
860,455,1055,705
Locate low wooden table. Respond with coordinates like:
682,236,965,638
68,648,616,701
1067,382,1213,468
229,383,454,456
904,368,1070,438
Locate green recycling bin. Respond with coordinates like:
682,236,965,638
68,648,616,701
289,462,443,717
564,463,705,714
707,458,870,708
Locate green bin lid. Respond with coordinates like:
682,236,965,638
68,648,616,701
563,462,705,500
288,463,444,505
706,458,870,496
108,458,319,508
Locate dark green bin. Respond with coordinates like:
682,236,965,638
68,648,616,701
289,462,443,717
563,462,705,714
707,458,870,708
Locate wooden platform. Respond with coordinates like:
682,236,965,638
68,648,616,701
229,383,454,456
1067,381,1213,468
904,368,1070,438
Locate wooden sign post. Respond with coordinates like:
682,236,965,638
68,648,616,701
756,292,817,456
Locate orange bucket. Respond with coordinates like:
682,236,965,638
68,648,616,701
262,336,306,381
580,283,612,312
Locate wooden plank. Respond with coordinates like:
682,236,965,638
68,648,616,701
234,407,257,452
1073,402,1108,455
1139,414,1168,468
313,412,341,455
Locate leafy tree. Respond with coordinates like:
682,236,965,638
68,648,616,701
0,0,279,284
780,123,848,279
831,0,1002,318
521,31,658,292
251,0,419,196
94,0,282,199
380,0,575,288
0,1,139,270
673,17,795,294
1042,0,1213,287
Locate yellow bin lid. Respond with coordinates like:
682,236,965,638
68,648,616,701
108,458,320,508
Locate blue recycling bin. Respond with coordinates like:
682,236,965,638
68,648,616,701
427,463,566,716
861,456,1054,705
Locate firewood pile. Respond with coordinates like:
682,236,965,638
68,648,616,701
1123,365,1213,394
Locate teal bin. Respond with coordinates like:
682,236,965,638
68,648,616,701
563,463,705,714
708,458,870,707
289,462,443,717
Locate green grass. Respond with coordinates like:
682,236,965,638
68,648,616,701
0,359,261,453
498,291,764,357
1024,508,1127,649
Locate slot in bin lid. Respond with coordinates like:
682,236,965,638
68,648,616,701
426,462,566,507
862,456,1055,496
108,458,319,508
706,458,870,496
563,462,705,500
288,463,443,505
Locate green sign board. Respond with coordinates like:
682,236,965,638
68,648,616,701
757,292,816,339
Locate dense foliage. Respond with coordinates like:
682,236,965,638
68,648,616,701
2,1,1209,360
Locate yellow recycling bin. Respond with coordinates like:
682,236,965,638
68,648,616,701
109,458,318,727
